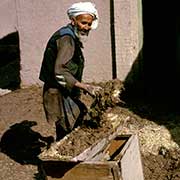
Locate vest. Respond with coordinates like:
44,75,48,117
39,24,84,91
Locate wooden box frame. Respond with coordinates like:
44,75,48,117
41,134,144,180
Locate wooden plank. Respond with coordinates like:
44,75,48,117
119,134,144,180
72,138,108,161
41,134,144,180
43,161,119,180
104,138,127,161
72,123,126,162
83,136,129,162
113,135,134,161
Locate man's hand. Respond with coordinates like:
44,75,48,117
75,82,102,97
85,84,102,97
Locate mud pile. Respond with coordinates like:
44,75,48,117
40,79,127,158
0,84,179,180
57,79,125,156
86,78,124,125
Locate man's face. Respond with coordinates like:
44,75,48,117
72,14,94,37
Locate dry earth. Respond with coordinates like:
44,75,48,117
0,85,180,180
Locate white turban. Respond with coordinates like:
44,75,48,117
67,2,99,29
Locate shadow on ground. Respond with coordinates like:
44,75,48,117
121,89,180,148
0,120,54,179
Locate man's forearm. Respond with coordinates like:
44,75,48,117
74,81,88,90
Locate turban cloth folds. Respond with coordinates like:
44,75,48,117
67,2,99,29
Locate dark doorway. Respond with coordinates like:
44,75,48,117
122,1,178,106
142,2,176,103
0,31,21,90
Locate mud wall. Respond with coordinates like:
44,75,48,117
114,0,143,80
0,0,143,87
0,0,17,38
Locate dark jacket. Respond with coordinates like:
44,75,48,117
39,24,84,97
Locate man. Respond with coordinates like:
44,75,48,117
39,2,101,141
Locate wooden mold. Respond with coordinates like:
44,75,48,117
40,133,144,180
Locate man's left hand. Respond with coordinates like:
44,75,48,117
86,85,102,97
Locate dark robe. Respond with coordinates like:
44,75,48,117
39,24,87,140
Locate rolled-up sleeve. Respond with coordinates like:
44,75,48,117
55,35,78,90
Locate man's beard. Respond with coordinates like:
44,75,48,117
74,26,89,43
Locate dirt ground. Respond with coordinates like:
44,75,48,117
0,85,180,180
